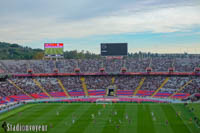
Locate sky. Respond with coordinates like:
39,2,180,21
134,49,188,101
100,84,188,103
0,0,200,54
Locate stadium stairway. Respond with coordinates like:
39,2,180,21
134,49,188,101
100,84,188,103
7,79,35,100
57,79,70,98
112,77,115,85
105,87,109,96
111,77,118,96
105,77,116,96
151,77,169,97
169,79,193,99
133,77,146,96
33,79,53,98
80,77,89,97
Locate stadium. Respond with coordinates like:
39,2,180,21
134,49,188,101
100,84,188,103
0,45,200,132
1,0,200,133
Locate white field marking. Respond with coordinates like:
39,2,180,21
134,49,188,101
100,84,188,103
121,103,173,106
83,105,115,133
50,105,91,131
179,113,200,129
176,107,200,129
171,105,197,132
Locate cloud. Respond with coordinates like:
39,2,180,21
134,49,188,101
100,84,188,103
129,43,200,54
0,0,199,46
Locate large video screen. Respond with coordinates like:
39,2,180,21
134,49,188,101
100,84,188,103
44,43,64,56
101,43,128,56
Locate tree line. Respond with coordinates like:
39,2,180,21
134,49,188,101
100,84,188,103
0,42,199,60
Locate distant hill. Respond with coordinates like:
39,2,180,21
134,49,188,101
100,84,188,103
0,42,199,60
0,42,100,60
0,42,43,60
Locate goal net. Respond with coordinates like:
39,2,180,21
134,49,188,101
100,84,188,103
96,99,113,105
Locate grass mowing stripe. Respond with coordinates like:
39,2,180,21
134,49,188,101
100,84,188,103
126,104,138,133
4,104,61,133
47,104,89,133
137,104,144,133
119,104,136,133
137,104,155,133
46,104,82,133
0,104,35,121
101,104,119,133
171,105,194,133
161,104,191,133
83,104,114,133
101,103,126,133
144,104,155,133
26,104,67,125
137,104,156,133
11,104,62,124
46,104,81,124
148,105,156,132
116,104,126,133
1,103,200,133
149,104,173,133
172,104,200,133
65,103,101,133
188,103,200,120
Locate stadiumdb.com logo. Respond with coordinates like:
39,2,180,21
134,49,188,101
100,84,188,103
2,121,48,132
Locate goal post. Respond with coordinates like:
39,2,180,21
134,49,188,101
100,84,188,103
96,99,113,105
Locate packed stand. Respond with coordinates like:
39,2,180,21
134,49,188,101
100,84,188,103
0,57,200,74
58,77,83,92
84,76,112,90
79,59,102,73
12,78,43,94
114,76,141,90
125,58,150,72
0,80,22,97
140,76,166,91
37,77,63,93
151,57,174,72
0,76,199,99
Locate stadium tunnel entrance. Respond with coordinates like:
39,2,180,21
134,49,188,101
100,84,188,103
107,85,117,96
108,89,114,96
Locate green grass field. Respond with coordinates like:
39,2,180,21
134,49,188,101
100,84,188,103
0,103,200,133
45,48,63,55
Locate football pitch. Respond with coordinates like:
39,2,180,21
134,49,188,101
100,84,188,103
45,48,63,55
0,103,200,133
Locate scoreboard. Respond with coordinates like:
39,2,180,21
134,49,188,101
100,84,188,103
44,43,63,48
44,43,64,57
101,43,128,56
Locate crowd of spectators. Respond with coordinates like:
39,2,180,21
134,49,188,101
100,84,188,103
84,76,112,90
0,80,22,97
0,57,199,74
140,76,165,91
115,76,141,90
58,76,82,92
13,78,43,95
159,77,200,94
0,76,199,98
